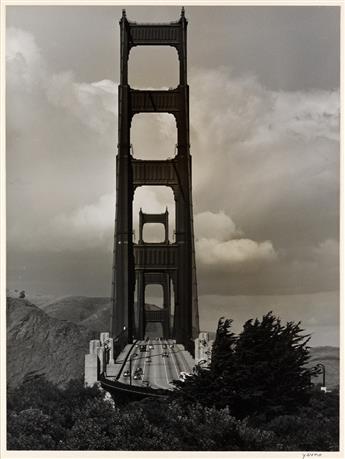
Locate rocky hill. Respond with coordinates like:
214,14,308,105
78,301,112,333
7,297,95,388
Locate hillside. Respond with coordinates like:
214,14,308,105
41,296,111,325
7,297,95,388
78,300,112,332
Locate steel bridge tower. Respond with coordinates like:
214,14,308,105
111,8,199,354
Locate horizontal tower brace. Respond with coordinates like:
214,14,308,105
144,309,170,322
128,23,181,47
134,244,178,269
132,159,178,187
130,89,182,114
143,272,170,285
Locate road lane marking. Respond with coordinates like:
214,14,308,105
142,340,149,381
176,344,190,373
132,344,145,386
168,344,180,380
151,339,167,390
161,339,173,389
144,339,165,390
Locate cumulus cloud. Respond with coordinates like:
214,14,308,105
193,210,277,274
194,211,239,241
262,90,340,144
189,68,339,197
27,185,176,251
197,238,277,270
6,27,45,87
6,28,118,253
46,73,117,134
188,67,339,282
51,193,115,251
6,26,339,297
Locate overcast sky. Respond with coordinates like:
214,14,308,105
6,5,340,345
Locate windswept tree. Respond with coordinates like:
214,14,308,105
228,312,318,419
174,312,319,420
211,317,237,377
173,317,236,407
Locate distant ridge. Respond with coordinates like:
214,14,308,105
42,296,111,325
42,296,163,334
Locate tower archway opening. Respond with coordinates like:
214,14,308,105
142,223,166,243
131,113,176,160
128,46,179,89
145,284,164,309
133,186,175,243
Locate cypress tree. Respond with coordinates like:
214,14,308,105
174,311,319,419
211,317,237,377
227,312,317,418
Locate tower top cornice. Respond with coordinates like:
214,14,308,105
119,8,187,27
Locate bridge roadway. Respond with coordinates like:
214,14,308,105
114,338,194,390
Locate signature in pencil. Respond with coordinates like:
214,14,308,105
302,453,322,459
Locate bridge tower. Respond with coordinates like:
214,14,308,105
111,8,199,354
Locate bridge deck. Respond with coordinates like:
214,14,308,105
105,338,194,391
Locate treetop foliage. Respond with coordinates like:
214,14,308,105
7,375,338,451
174,311,320,419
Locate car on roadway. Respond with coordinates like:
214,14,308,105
162,352,169,358
146,358,152,363
169,344,174,349
136,367,143,373
162,344,167,349
179,371,192,381
133,374,142,380
123,370,130,377
149,344,154,350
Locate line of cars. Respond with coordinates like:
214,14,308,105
179,371,192,381
133,367,143,380
136,340,174,359
123,339,179,379
137,343,155,352
123,367,143,380
123,340,192,387
162,342,174,357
